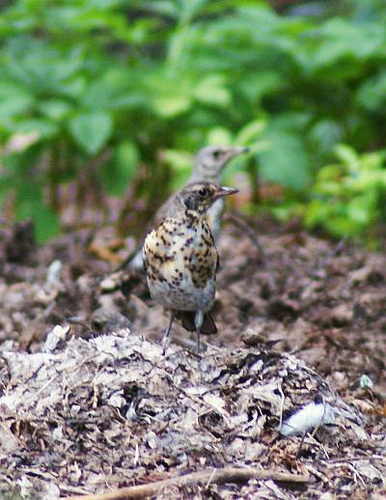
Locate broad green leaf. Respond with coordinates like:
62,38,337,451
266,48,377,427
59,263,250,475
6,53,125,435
236,119,265,145
17,202,60,243
206,127,233,145
5,38,84,93
238,72,284,102
347,202,372,225
334,144,358,170
0,82,34,118
163,149,194,189
59,76,87,99
304,199,331,227
308,119,342,157
193,75,231,107
311,19,385,71
258,127,311,190
81,75,122,111
152,95,192,118
9,119,59,139
38,99,73,121
15,182,60,242
100,140,139,195
356,71,386,111
80,72,144,112
69,112,113,155
3,144,45,175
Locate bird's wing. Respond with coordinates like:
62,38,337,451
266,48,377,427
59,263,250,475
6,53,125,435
143,224,174,276
154,193,181,225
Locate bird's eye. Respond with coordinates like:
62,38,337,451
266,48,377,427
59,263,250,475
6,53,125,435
212,151,222,159
198,187,209,197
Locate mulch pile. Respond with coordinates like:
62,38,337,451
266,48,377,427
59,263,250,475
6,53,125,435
0,216,385,499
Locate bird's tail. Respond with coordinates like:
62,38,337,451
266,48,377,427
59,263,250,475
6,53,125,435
175,311,218,335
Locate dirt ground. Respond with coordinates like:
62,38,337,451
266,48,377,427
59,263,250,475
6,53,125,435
0,214,385,499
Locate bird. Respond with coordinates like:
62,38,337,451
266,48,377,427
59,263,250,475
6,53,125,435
156,145,248,239
126,145,248,271
142,182,238,351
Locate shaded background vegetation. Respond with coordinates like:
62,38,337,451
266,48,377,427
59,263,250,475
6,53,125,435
0,0,386,245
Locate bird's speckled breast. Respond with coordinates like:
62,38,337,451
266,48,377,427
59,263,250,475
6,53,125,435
143,215,218,312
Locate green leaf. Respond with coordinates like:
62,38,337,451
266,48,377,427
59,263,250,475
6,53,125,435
152,95,192,118
206,127,233,145
236,119,265,146
356,71,386,111
193,75,231,107
311,19,385,71
308,119,342,157
9,119,59,139
15,182,60,242
38,99,73,121
162,149,193,189
334,144,358,170
5,38,84,93
81,76,122,111
0,81,34,118
258,126,311,190
69,112,113,155
238,72,284,102
304,199,331,227
347,202,371,225
35,206,60,243
100,140,139,195
17,202,60,243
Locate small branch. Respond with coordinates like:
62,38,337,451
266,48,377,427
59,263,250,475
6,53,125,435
64,466,309,500
311,237,347,279
225,211,276,292
225,212,266,262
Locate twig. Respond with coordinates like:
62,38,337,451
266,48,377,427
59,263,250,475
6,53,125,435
225,212,267,264
63,466,309,499
224,211,276,292
326,455,385,464
311,237,347,279
277,382,285,431
114,248,138,272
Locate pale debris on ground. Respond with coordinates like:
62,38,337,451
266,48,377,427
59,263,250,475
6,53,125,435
0,326,384,499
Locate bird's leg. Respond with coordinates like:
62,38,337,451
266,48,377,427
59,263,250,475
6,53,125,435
162,311,175,354
194,310,204,352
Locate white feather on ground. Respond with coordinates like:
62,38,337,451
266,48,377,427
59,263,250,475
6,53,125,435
280,401,336,437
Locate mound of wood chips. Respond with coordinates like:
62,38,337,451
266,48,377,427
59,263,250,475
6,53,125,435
0,325,384,499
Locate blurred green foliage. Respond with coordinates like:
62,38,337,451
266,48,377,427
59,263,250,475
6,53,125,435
0,0,386,242
305,145,386,241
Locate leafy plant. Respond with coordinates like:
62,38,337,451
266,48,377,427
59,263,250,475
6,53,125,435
1,0,386,243
304,145,386,241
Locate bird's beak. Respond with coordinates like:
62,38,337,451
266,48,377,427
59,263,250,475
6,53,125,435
224,146,249,162
214,185,239,200
234,146,250,154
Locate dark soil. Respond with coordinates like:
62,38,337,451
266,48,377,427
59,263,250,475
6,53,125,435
0,215,385,499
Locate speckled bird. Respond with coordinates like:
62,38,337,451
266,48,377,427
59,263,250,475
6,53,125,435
127,145,248,271
156,145,248,239
143,182,238,351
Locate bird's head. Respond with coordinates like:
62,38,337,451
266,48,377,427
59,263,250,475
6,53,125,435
192,145,249,181
180,182,238,215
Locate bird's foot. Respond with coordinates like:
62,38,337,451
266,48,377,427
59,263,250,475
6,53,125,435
161,335,171,355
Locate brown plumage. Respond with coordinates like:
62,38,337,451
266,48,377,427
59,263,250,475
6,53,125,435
127,145,248,271
143,182,238,351
156,145,248,238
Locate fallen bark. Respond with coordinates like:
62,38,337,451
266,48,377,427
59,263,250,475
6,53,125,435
64,466,309,500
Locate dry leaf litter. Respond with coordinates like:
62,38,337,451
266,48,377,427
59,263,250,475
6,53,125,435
0,217,385,499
